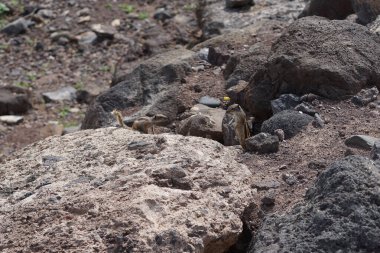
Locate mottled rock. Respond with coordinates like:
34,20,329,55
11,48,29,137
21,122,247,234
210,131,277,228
252,180,280,191
245,133,279,154
75,31,97,45
261,110,314,139
345,135,380,150
274,129,285,142
0,128,255,252
91,24,117,39
250,156,380,253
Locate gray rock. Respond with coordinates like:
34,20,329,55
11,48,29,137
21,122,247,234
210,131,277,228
351,87,379,106
198,96,221,108
249,156,380,253
281,173,297,186
271,94,301,114
42,86,77,103
0,86,31,115
0,115,23,125
261,110,314,139
369,15,380,35
252,180,280,191
245,16,380,119
245,133,279,154
82,49,194,129
91,24,117,39
345,135,380,150
177,104,225,142
371,140,380,160
37,9,56,19
75,31,97,45
153,8,172,21
261,190,276,206
1,17,33,36
225,0,254,9
294,102,317,116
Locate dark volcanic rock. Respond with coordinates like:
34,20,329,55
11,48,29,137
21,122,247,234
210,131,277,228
351,87,379,106
249,156,380,253
270,94,301,114
299,0,380,25
0,86,31,115
245,16,380,119
261,110,314,139
82,49,194,129
345,135,380,150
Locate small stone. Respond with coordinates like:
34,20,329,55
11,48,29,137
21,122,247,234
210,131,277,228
76,8,90,16
282,173,297,186
245,133,280,154
192,85,202,93
0,115,23,125
192,65,205,72
345,135,380,151
271,94,301,114
37,9,56,19
1,18,33,36
91,24,117,39
75,31,97,45
198,96,221,108
274,129,285,142
153,8,172,21
252,180,280,191
78,16,91,24
42,86,77,103
111,19,121,27
294,102,317,116
308,160,327,170
351,87,379,106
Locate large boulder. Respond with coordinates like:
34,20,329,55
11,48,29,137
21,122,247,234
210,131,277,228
82,49,194,129
300,0,380,25
261,110,314,139
249,155,380,253
245,16,380,119
0,128,255,252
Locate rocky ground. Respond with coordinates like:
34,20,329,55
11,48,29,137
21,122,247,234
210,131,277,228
1,0,380,252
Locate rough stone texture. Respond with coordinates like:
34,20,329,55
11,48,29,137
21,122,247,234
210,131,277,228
0,86,31,115
261,110,314,140
270,94,301,114
369,15,380,34
224,43,271,89
351,87,379,106
222,106,240,147
249,156,380,253
0,128,255,253
371,140,380,160
82,49,194,129
177,104,225,143
245,16,380,119
299,0,380,25
245,133,279,154
345,135,380,150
